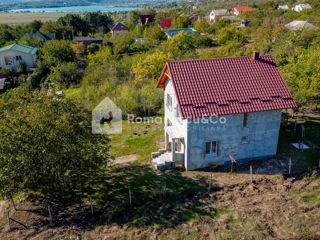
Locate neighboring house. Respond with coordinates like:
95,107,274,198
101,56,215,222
231,6,255,16
285,20,316,31
209,9,229,22
166,28,198,38
159,18,173,30
75,36,103,48
188,14,198,22
152,52,297,170
278,4,289,10
292,3,312,12
0,44,38,71
29,31,55,42
139,15,155,25
109,22,129,36
0,73,6,94
135,38,145,43
239,19,250,27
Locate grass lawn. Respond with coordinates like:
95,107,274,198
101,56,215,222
109,119,164,163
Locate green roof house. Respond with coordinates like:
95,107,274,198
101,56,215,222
29,31,55,42
0,43,38,71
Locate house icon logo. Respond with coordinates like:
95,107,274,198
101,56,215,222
92,97,122,134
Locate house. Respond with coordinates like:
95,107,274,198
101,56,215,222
0,43,38,71
239,19,250,28
0,73,6,94
159,18,173,30
75,36,103,48
166,28,198,38
285,20,316,31
152,52,297,170
29,31,55,42
108,22,129,36
231,6,255,16
188,14,198,22
139,15,155,25
209,9,229,22
292,3,312,12
278,5,289,10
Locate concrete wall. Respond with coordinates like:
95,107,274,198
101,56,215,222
0,50,36,71
186,110,282,170
112,30,129,36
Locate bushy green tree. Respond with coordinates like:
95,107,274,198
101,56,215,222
49,62,83,87
0,86,110,201
41,40,76,68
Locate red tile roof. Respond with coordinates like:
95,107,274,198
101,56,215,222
157,55,297,119
139,15,155,25
232,6,254,13
159,18,172,29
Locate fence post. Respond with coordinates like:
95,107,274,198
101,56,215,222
89,196,94,216
7,211,10,230
250,165,253,183
48,205,53,225
289,157,292,175
208,174,212,193
129,189,132,205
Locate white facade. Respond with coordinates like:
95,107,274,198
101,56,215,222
209,9,229,22
0,49,37,71
292,4,312,12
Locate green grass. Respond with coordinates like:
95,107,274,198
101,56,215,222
110,119,164,163
64,87,82,99
291,184,320,205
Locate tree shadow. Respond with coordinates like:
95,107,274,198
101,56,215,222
92,164,218,228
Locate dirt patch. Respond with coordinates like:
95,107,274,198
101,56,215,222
112,154,138,165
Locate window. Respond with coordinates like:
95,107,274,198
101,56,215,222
166,94,172,110
167,118,172,126
16,56,22,61
243,113,248,127
176,105,180,118
205,141,218,156
4,56,12,65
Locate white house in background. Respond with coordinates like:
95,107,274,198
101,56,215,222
209,9,229,22
152,52,297,171
0,43,38,71
285,20,316,31
292,3,312,12
278,5,289,10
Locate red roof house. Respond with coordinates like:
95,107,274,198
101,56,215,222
159,18,172,29
152,52,297,170
231,6,255,15
139,15,155,25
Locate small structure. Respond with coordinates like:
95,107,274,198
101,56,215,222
159,18,172,30
75,36,103,48
231,6,255,16
152,52,297,170
0,43,38,71
139,15,155,25
239,19,250,27
29,31,55,42
166,28,198,38
292,3,312,12
135,38,145,43
0,73,6,94
285,20,316,31
108,22,129,36
278,4,289,10
188,14,198,22
221,15,237,22
209,9,229,22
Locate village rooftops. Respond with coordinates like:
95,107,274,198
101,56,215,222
159,18,173,29
75,36,103,42
108,22,129,31
232,6,255,15
0,43,38,55
157,53,297,119
139,15,155,25
166,28,198,38
285,20,316,31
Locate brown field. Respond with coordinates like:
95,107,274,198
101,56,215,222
0,12,84,25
